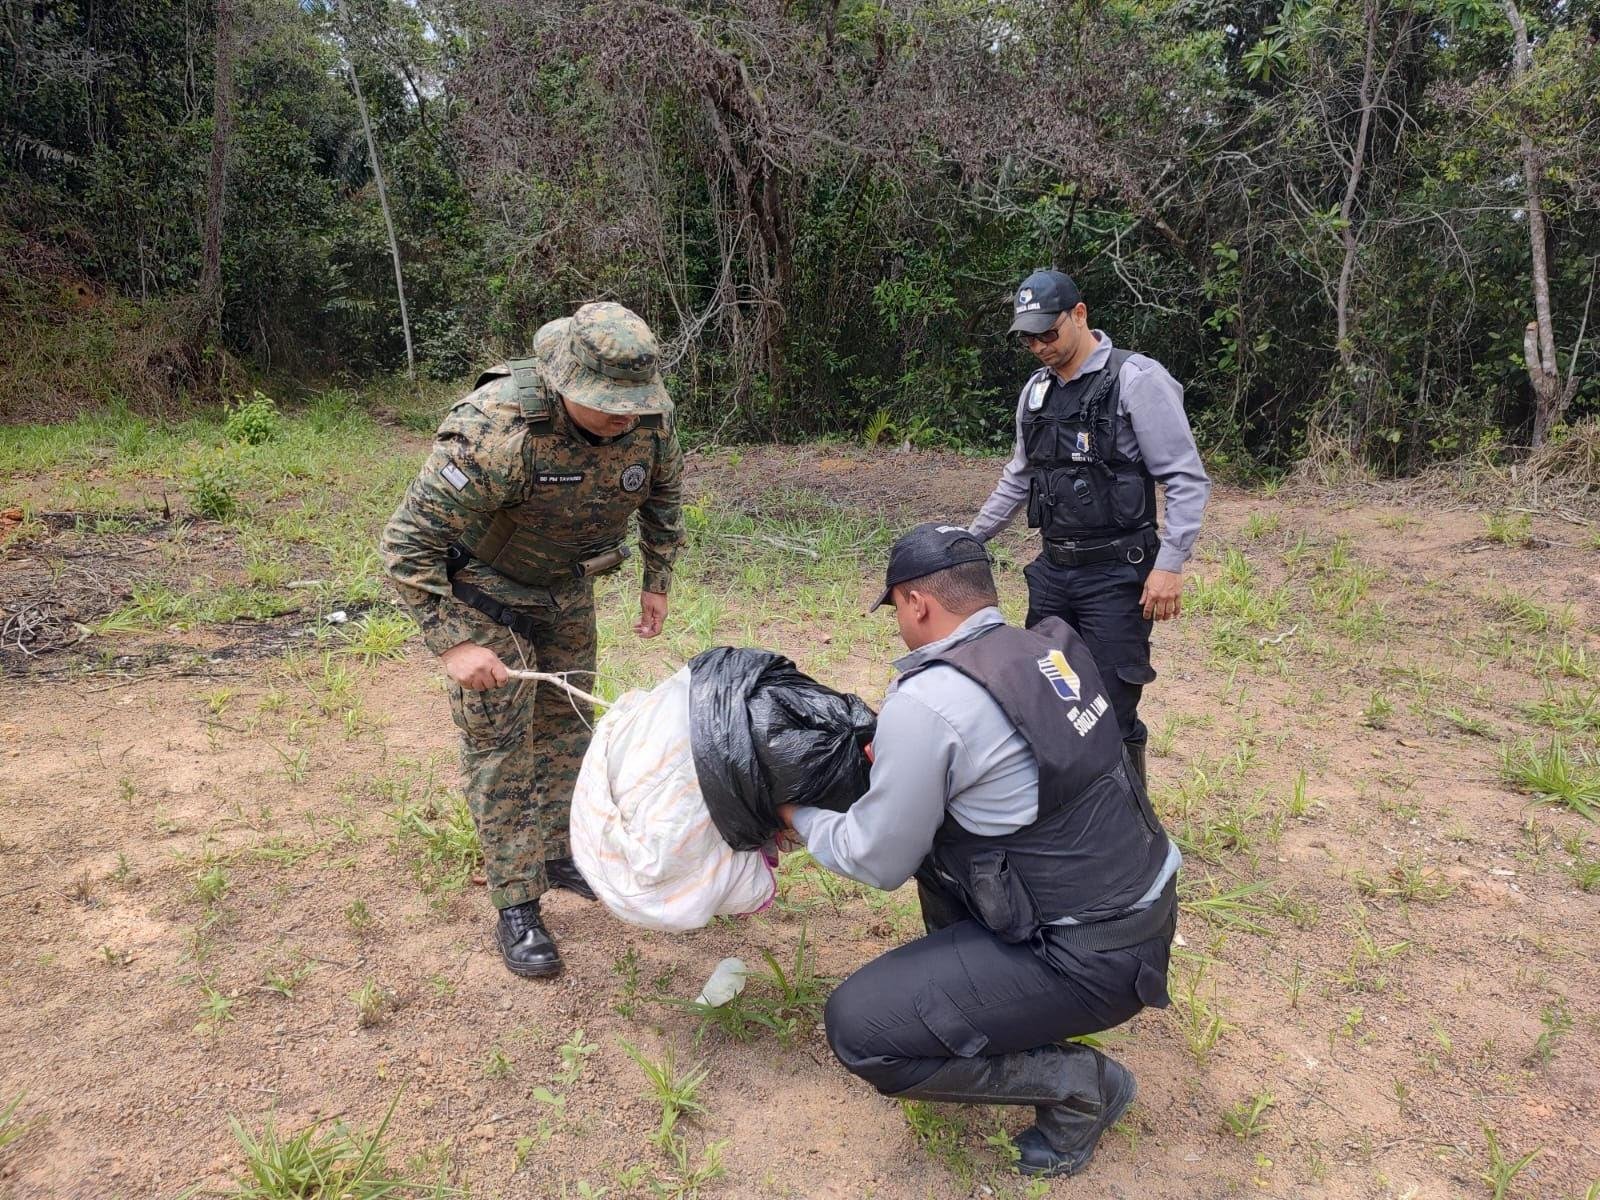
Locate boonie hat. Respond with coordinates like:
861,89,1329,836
871,522,994,609
1008,269,1083,336
545,302,672,415
532,317,569,365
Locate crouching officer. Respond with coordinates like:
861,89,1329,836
779,524,1179,1179
381,302,684,979
970,269,1210,784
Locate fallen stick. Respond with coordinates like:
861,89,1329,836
504,669,610,709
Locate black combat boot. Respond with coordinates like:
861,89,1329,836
545,855,598,902
891,1043,1135,1179
495,899,562,978
1013,1044,1136,1177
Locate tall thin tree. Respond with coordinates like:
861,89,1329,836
346,49,415,379
1505,0,1573,446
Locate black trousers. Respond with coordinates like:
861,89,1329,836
1023,552,1156,747
823,874,1172,1096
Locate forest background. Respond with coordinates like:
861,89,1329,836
3,0,1597,473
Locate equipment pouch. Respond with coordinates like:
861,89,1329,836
1026,477,1046,529
967,849,1039,944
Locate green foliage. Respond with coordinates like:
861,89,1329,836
225,391,282,445
3,0,1599,460
188,456,242,521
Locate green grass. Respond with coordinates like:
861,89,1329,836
381,764,483,894
0,1091,33,1156
1479,1125,1541,1200
617,1038,711,1148
191,1090,455,1198
1500,739,1600,822
1523,687,1600,735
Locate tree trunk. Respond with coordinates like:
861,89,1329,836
1505,0,1565,446
1335,0,1381,383
350,61,415,379
196,0,235,365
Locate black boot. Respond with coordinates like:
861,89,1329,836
545,855,597,902
1014,1046,1136,1177
495,899,563,978
892,1043,1135,1179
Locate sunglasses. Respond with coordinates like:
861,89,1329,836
1020,325,1063,346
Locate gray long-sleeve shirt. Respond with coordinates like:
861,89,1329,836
790,607,1180,913
970,332,1211,574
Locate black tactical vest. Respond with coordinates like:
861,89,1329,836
1021,349,1158,541
910,618,1170,941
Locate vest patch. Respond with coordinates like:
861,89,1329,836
1069,694,1109,737
537,472,585,485
1037,650,1081,702
620,464,648,493
441,462,469,491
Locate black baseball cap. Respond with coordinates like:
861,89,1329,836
871,522,994,609
1008,268,1082,335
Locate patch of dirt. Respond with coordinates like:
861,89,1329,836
2,447,1598,1200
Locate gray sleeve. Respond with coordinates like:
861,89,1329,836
788,692,958,891
1121,359,1211,573
969,383,1032,542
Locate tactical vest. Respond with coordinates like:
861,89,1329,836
1021,349,1157,542
910,618,1170,941
456,357,667,587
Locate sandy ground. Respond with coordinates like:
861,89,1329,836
2,443,1598,1200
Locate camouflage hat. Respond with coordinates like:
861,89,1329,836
532,317,570,366
545,302,672,415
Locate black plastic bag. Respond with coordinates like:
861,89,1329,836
688,647,877,851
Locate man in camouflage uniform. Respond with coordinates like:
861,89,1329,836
381,302,684,979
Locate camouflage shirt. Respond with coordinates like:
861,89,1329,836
381,365,685,656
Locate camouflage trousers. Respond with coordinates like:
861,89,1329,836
446,584,596,909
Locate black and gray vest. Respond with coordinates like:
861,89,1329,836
1021,349,1157,541
911,617,1170,942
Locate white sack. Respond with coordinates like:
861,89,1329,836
569,666,776,931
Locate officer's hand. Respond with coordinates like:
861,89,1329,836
441,641,510,691
635,590,668,639
775,803,802,851
1141,569,1184,621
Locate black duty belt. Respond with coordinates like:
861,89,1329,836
1044,527,1157,568
1047,874,1177,952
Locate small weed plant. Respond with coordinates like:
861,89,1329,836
1221,1091,1275,1139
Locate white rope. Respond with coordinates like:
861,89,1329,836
504,669,610,710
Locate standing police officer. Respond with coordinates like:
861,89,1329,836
780,524,1178,1180
970,270,1210,784
382,302,684,980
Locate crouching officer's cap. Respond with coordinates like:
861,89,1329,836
545,301,672,415
1008,269,1082,336
871,523,994,610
